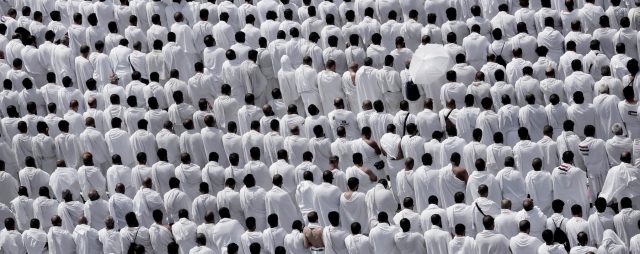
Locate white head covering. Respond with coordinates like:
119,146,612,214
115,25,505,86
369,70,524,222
280,55,295,72
597,229,628,254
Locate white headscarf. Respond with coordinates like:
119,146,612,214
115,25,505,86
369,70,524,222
597,230,628,254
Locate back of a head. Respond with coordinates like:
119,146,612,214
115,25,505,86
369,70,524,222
482,215,494,230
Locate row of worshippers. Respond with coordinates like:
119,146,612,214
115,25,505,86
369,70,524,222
3,84,640,206
0,196,305,254
6,0,640,108
1,50,637,173
5,0,640,123
0,153,639,254
5,35,640,158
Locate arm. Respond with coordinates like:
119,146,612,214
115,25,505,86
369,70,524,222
363,168,378,182
366,140,382,155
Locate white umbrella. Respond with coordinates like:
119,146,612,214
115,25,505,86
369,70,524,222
409,44,454,110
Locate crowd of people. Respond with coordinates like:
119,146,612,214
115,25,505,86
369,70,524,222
1,0,640,253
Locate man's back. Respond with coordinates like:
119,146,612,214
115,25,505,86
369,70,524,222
369,223,400,254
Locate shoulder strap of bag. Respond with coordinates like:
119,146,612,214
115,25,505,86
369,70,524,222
588,52,599,73
553,218,563,229
130,228,140,243
475,202,486,216
402,111,410,136
128,55,137,73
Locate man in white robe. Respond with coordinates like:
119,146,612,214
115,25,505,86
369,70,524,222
327,98,360,140
76,156,107,202
365,180,397,227
588,198,615,247
201,153,226,198
223,125,246,170
369,212,400,254
108,39,134,86
57,190,85,233
462,129,488,174
217,178,245,225
129,120,158,165
611,197,640,248
51,38,76,86
212,208,244,252
33,188,59,231
172,153,202,201
355,58,383,108
475,216,511,254
578,125,609,196
21,220,47,254
466,159,501,205
170,13,196,59
179,120,207,167
19,157,50,198
243,147,272,190
89,42,114,86
317,60,346,115
190,182,218,226
237,96,264,136
31,122,56,173
107,155,136,198
422,214,451,254
509,220,544,254
525,158,554,215
149,148,177,197
21,37,47,86
407,153,440,211
593,84,623,139
269,150,297,198
147,210,174,253
511,126,544,174
439,151,469,208
240,175,268,231
104,118,135,167
163,34,195,83
399,123,424,165
471,184,501,234
10,187,33,232
565,205,590,247
108,184,134,230
420,195,450,233
240,50,269,106
47,216,76,254
12,122,33,169
552,151,590,218
172,210,198,254
448,224,476,254
496,158,527,211
294,56,323,116
518,94,548,142
163,177,192,224
201,116,228,167
284,126,310,167
212,13,235,49
133,178,165,227
313,171,342,227
600,152,640,208
50,161,82,202
393,197,422,234
0,160,18,205
72,217,102,254
167,91,196,135
212,84,240,130
83,190,109,230
78,118,110,170
266,175,302,233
